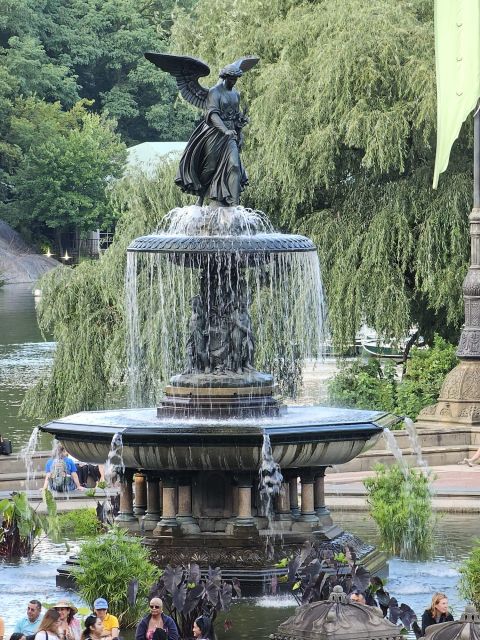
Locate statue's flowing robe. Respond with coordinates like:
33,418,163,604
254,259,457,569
175,83,248,205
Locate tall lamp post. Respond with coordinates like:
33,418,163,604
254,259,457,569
416,107,480,431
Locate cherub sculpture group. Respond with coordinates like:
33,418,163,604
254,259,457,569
185,294,255,375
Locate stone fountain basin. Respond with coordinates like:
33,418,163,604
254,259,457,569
41,406,397,471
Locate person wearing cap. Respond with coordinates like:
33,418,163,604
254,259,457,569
93,600,118,640
52,601,80,640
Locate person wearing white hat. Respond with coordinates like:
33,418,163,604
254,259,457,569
52,601,80,640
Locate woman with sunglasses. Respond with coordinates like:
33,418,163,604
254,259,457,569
135,598,178,640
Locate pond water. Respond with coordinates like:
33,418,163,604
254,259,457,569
2,512,475,640
0,284,54,450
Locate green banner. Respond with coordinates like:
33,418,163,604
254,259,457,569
433,0,480,188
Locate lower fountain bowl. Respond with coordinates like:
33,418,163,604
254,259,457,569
40,405,397,471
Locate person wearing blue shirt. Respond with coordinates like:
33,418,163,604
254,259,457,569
42,446,85,492
13,600,43,635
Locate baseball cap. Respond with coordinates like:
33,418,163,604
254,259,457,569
94,598,108,610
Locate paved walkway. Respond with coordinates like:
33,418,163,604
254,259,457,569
325,464,480,512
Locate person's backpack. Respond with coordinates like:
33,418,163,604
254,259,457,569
49,457,68,491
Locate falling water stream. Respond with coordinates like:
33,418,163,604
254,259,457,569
19,425,40,494
125,205,327,406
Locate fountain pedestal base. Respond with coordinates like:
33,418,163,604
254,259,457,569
158,371,284,418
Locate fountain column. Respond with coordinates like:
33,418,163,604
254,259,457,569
314,468,329,517
275,481,291,522
235,474,254,526
142,474,161,532
292,469,318,531
154,476,178,533
177,474,199,533
288,475,300,518
115,469,139,530
133,472,147,517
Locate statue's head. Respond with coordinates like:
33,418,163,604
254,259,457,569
219,63,243,79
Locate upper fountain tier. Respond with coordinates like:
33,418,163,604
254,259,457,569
127,205,316,262
126,205,326,415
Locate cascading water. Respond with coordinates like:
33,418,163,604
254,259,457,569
404,417,429,474
104,432,125,485
125,205,327,407
258,433,284,558
98,433,125,524
382,428,409,478
20,426,40,495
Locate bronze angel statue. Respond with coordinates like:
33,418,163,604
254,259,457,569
144,52,259,207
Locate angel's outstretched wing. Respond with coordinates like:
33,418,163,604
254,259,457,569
234,56,260,73
144,52,210,109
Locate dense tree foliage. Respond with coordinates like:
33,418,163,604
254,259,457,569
0,0,195,242
22,0,474,418
0,0,195,141
7,101,126,242
173,0,470,346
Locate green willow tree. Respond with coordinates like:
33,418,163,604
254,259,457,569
23,0,473,419
172,0,470,346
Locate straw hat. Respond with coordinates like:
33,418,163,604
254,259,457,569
52,601,78,615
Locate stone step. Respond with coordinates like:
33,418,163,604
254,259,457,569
0,451,49,474
336,444,478,473
0,471,45,491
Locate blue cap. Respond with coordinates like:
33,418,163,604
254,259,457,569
94,598,108,610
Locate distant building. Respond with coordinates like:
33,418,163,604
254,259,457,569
126,141,187,177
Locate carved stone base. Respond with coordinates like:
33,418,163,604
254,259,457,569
140,529,383,595
158,370,285,418
415,360,480,428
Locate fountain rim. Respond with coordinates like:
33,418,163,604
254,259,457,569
126,233,317,254
39,407,398,446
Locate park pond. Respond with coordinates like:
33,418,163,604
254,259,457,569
1,512,476,640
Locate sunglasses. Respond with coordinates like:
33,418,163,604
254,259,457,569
149,605,161,609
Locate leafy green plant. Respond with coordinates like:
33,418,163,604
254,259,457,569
149,564,241,639
57,508,102,539
395,336,458,418
459,539,480,608
364,464,434,559
74,527,160,627
0,491,58,558
327,335,458,420
327,358,397,413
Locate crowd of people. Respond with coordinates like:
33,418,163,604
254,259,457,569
349,583,453,638
0,598,215,640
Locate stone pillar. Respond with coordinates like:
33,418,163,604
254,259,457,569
235,474,254,526
154,476,178,533
142,474,160,532
300,469,318,523
133,472,147,517
177,475,199,533
289,475,300,518
415,115,480,432
115,469,139,530
275,481,291,520
314,468,330,517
